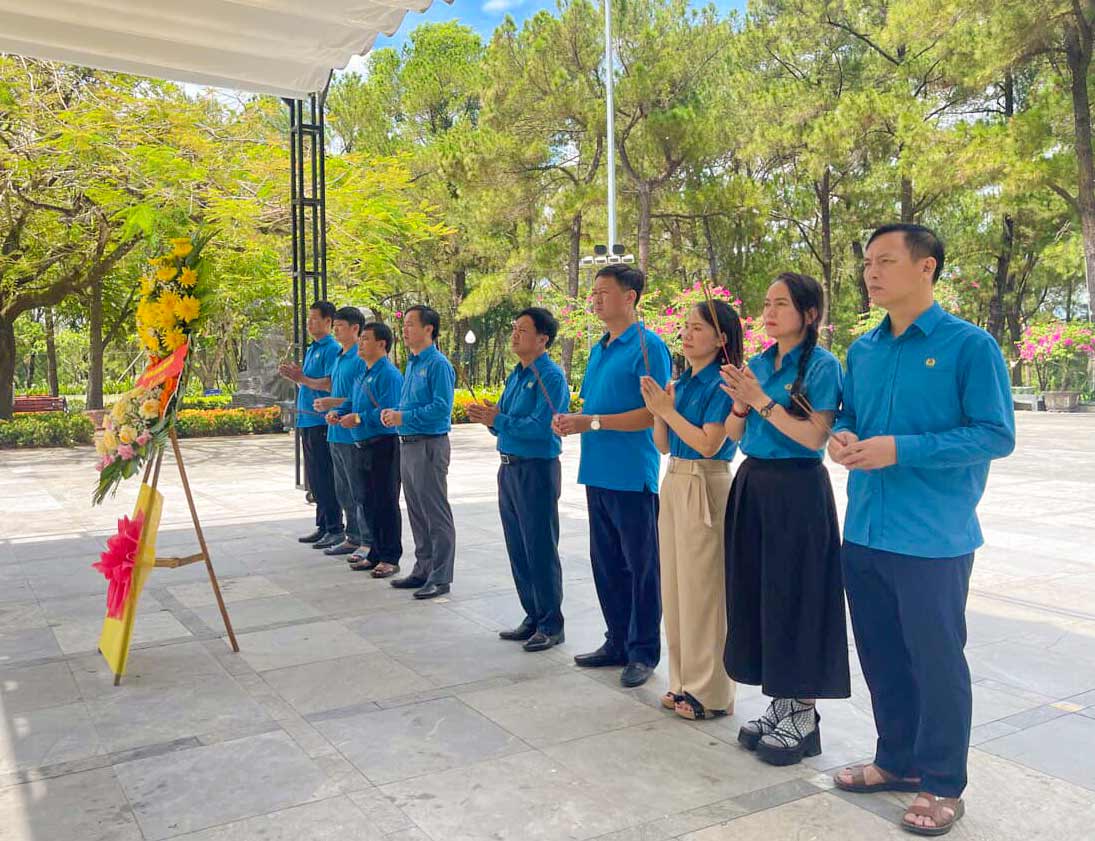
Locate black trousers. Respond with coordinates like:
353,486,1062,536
300,425,342,533
843,542,974,798
587,485,661,666
360,435,403,564
498,457,564,636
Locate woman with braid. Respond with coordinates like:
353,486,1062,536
719,273,850,767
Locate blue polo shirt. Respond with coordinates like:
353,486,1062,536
327,346,367,445
670,360,737,461
578,322,672,493
337,356,403,443
491,354,570,459
398,344,456,436
740,342,842,460
296,334,340,429
835,303,1015,558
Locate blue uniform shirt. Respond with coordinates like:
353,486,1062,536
398,344,456,436
491,354,570,459
740,342,842,460
337,356,404,443
669,359,737,461
326,346,367,445
835,303,1015,558
578,322,672,493
296,334,340,429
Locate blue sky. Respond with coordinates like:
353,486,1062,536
361,0,748,59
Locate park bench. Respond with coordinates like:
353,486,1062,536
1011,386,1041,412
13,395,68,413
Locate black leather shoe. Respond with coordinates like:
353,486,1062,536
413,583,450,600
620,662,654,688
390,575,427,589
523,631,564,652
313,531,345,550
298,528,325,543
574,645,627,668
499,623,536,642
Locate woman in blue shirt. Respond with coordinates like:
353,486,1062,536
640,299,742,722
719,273,850,767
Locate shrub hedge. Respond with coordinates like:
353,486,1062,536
175,407,282,438
0,412,95,448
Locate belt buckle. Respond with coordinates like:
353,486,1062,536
500,454,513,465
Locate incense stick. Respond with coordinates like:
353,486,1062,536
700,280,732,366
529,362,559,416
637,318,651,377
790,393,835,437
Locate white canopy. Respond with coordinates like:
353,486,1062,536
0,0,451,98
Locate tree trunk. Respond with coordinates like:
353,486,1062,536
24,350,36,390
988,215,1015,344
637,184,653,274
851,240,871,314
561,211,582,382
703,216,719,282
1065,24,1095,313
86,278,104,410
44,307,59,397
900,177,915,223
0,312,16,419
817,168,834,348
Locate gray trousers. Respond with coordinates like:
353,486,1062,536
330,442,371,547
401,435,456,585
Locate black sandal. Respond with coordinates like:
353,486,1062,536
661,691,683,710
674,692,728,721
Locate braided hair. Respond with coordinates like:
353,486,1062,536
694,300,744,369
774,272,823,419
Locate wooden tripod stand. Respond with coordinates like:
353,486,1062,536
119,428,239,684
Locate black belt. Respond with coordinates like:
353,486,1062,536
500,453,555,465
400,433,448,444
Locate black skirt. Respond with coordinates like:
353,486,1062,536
723,457,850,699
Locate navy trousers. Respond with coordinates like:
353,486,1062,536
842,541,974,798
361,435,402,565
301,425,342,534
498,457,564,636
586,486,661,667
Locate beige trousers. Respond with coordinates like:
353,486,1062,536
658,457,735,712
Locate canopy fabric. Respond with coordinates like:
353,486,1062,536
0,0,451,98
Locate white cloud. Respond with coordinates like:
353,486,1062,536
482,0,524,12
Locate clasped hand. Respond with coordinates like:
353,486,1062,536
465,400,499,427
827,431,897,470
639,376,675,417
718,364,765,408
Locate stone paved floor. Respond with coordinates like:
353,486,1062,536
1,413,1094,841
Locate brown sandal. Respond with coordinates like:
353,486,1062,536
901,795,964,836
834,763,922,793
371,562,399,578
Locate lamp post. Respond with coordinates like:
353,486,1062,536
464,329,477,385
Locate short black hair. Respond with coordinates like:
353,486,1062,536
405,305,441,342
516,307,559,348
362,321,394,353
333,306,366,332
866,223,946,283
595,263,646,304
310,301,336,321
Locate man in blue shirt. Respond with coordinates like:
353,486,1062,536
468,308,571,652
316,307,369,558
828,224,1015,836
381,305,457,600
278,301,344,548
336,322,405,576
554,264,672,688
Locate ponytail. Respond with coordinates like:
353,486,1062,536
775,272,823,420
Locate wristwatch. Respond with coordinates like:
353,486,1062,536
759,399,777,419
590,414,602,431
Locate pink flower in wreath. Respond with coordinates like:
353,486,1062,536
92,512,145,619
117,444,135,460
136,431,151,446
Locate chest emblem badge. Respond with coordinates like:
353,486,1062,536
925,357,936,368
784,383,793,391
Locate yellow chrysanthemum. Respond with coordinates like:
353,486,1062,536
163,328,187,351
110,400,128,424
156,265,178,282
140,399,161,420
95,436,107,456
178,267,198,288
138,327,162,354
118,425,137,444
159,290,182,313
170,237,193,258
174,295,201,323
102,429,118,451
140,276,156,297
